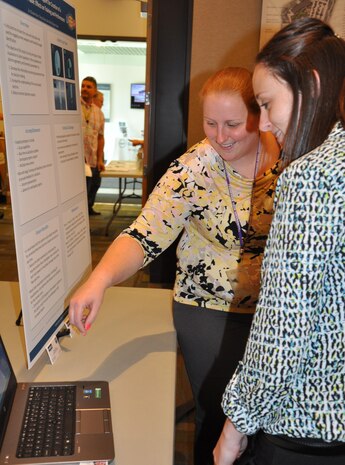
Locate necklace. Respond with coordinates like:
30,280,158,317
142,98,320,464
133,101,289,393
222,140,261,254
82,104,92,125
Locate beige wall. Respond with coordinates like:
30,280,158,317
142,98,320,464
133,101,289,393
188,0,263,146
72,0,147,38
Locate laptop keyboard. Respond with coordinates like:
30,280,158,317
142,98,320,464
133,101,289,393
16,385,76,458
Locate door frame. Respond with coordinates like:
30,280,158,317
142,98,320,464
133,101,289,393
144,0,194,283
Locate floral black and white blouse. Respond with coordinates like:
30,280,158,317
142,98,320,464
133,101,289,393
121,135,280,313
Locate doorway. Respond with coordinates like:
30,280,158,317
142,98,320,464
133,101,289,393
77,38,146,164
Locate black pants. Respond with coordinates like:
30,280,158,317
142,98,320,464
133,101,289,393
238,432,345,465
173,301,253,465
86,167,101,209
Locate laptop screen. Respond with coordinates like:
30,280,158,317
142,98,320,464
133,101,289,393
0,336,17,450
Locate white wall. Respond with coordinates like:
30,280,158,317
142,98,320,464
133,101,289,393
78,52,146,162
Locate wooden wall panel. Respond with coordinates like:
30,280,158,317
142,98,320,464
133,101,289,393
188,0,263,146
73,0,147,38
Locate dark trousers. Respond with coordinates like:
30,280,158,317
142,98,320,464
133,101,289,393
86,167,101,209
238,432,345,465
173,301,253,465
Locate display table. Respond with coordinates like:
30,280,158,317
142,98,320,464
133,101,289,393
101,160,144,236
0,282,176,465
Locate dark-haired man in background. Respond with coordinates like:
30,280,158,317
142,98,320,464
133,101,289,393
81,76,105,216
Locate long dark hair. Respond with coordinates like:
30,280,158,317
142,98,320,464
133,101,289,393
256,18,345,165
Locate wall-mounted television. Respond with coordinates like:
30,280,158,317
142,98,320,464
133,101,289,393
130,83,145,109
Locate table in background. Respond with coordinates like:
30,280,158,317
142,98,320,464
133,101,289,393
101,160,144,236
0,282,176,465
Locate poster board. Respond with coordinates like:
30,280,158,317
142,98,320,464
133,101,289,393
0,0,91,368
260,0,345,48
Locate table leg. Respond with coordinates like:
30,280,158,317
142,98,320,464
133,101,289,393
105,178,125,236
104,176,142,236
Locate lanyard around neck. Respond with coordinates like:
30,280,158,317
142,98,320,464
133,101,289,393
222,140,261,252
82,104,92,124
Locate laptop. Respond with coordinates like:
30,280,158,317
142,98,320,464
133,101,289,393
0,335,115,465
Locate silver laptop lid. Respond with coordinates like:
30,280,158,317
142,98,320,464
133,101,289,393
0,335,17,450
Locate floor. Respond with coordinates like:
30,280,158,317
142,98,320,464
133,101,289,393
0,199,194,465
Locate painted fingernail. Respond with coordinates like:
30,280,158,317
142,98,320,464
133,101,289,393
85,322,91,331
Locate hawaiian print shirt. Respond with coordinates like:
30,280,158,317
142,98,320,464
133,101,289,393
81,98,104,167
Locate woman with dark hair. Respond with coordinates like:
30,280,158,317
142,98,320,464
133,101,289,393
214,17,345,465
69,67,280,465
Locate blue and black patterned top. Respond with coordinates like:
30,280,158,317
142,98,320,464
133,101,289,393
222,122,345,441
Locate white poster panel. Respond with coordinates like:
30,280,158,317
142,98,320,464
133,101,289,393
12,125,57,224
0,0,92,368
62,200,90,289
260,0,345,48
55,122,84,203
2,7,49,114
22,217,64,338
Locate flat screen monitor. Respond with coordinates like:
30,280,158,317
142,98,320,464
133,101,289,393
130,83,145,109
